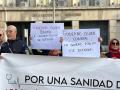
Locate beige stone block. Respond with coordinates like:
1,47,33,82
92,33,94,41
72,21,79,29
110,32,120,40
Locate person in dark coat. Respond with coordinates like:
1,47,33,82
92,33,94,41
1,25,26,54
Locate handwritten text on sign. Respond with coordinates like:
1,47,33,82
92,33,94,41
62,29,100,57
30,23,64,49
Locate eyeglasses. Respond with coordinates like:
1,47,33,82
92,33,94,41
112,42,119,45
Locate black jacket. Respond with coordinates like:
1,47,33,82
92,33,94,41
1,38,26,54
105,52,112,58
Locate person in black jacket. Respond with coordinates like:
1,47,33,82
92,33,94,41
1,25,26,54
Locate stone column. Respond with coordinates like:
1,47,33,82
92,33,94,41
109,20,120,40
72,20,79,29
0,10,7,29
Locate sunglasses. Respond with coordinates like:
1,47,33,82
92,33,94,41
0,34,2,36
112,42,119,45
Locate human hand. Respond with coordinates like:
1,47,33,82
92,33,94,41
49,49,61,56
98,37,103,43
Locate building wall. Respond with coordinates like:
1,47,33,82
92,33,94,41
2,7,119,21
0,0,120,45
0,7,120,41
2,0,120,7
110,0,120,5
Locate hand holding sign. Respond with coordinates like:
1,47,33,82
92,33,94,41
30,23,64,50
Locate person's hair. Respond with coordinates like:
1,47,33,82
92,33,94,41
7,25,17,32
0,28,7,42
110,38,119,45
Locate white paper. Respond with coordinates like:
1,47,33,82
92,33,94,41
62,29,100,57
30,23,64,49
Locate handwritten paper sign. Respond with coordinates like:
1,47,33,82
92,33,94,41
30,23,64,49
62,29,100,57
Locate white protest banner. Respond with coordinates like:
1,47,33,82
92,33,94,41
30,23,64,49
62,29,100,57
1,54,120,90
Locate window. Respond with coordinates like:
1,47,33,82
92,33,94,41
55,0,68,7
95,0,100,6
80,0,87,6
16,0,29,7
89,0,95,6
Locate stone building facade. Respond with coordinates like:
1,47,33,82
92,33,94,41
0,0,120,51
